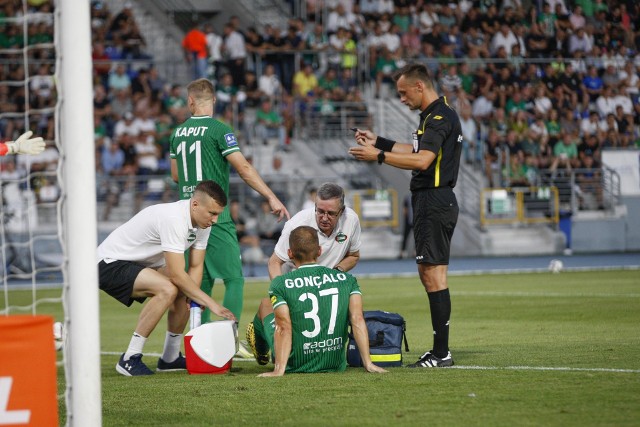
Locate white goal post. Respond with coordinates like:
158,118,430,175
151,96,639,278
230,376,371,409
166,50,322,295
59,0,102,424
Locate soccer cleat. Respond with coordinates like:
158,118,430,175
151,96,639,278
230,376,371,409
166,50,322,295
406,350,454,368
116,353,154,376
245,322,269,365
156,352,187,372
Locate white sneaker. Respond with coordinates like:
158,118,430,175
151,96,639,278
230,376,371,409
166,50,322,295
235,340,253,359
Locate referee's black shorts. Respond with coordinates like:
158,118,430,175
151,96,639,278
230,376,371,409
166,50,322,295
98,260,146,307
412,187,459,265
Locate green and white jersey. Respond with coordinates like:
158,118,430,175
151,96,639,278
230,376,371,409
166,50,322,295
169,115,240,224
268,264,362,373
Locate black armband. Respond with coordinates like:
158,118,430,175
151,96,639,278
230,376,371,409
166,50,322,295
375,136,396,152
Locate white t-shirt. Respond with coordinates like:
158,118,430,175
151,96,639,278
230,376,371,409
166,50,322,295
224,31,246,59
614,94,633,115
97,199,210,268
258,74,282,97
273,207,362,274
206,32,223,61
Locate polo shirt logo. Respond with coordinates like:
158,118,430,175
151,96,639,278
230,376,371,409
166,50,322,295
335,232,347,243
187,230,196,243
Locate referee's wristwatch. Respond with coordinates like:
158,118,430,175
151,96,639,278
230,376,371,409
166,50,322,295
377,150,385,164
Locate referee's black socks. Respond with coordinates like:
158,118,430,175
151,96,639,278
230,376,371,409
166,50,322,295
427,288,451,359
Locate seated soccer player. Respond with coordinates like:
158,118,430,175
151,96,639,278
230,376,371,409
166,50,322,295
246,225,387,376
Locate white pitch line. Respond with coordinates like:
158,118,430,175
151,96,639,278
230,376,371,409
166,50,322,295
451,365,640,374
452,291,640,298
99,352,638,372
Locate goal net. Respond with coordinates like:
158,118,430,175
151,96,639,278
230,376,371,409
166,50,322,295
0,1,101,425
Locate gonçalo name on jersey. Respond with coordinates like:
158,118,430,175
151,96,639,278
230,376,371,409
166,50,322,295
284,272,347,289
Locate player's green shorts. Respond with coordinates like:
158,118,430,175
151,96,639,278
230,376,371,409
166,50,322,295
202,221,243,280
254,312,276,353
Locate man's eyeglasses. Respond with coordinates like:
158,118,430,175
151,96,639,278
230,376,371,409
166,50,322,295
315,207,342,219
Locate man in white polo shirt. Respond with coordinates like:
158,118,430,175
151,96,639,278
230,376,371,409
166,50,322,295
97,180,236,377
267,182,362,279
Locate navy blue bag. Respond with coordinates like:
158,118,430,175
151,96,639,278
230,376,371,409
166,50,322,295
347,310,409,367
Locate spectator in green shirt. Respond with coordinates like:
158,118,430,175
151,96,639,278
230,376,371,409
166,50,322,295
551,133,579,172
254,99,286,150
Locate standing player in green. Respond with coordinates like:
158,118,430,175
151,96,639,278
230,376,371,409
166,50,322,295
246,225,387,376
170,78,290,335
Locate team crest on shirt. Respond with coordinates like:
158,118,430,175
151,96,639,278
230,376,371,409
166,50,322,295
335,232,347,243
224,133,238,147
187,230,196,243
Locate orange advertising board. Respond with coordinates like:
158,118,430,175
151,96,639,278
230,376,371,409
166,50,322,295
0,315,58,426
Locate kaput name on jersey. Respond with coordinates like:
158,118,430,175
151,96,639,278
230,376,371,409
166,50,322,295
175,126,208,137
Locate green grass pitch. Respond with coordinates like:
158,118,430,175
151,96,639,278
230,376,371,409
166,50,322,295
4,269,640,425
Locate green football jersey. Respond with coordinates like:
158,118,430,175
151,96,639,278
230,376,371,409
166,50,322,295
169,115,241,224
268,264,362,373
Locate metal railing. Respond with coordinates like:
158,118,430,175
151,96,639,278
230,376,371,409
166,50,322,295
351,188,399,228
480,186,560,227
538,167,621,212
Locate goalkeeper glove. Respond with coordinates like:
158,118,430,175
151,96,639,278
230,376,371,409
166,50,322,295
6,131,45,155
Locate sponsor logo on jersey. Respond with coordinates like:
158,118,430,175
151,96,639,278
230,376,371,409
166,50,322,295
224,133,238,147
335,232,347,243
270,295,277,305
182,185,196,197
303,337,343,354
433,115,442,120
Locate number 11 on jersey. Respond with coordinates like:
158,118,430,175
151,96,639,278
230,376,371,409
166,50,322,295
176,140,202,182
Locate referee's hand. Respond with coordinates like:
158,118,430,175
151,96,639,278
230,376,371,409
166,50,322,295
353,129,376,147
349,144,378,162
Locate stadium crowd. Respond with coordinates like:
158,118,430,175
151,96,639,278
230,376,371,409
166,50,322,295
1,0,639,213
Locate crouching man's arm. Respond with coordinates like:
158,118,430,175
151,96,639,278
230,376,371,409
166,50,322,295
163,250,236,321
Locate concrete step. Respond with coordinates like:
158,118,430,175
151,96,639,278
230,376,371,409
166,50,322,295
359,228,402,260
479,225,565,256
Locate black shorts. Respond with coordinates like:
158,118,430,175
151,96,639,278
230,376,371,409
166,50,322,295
412,188,459,265
98,260,146,307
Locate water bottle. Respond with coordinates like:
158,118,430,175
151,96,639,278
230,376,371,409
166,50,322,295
189,301,202,330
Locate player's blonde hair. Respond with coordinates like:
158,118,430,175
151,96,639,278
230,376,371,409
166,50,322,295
187,78,215,104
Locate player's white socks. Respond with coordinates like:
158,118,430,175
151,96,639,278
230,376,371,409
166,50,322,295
124,332,147,361
161,332,183,363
